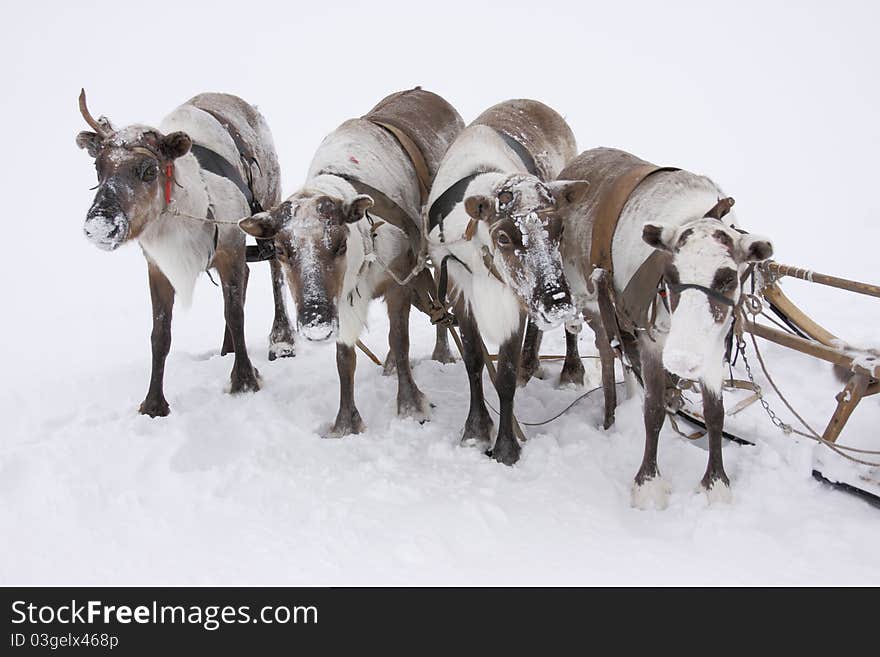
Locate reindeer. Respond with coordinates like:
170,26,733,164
76,91,295,417
558,148,773,507
426,100,589,465
239,88,464,437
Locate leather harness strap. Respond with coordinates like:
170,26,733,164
188,112,276,264
618,251,669,332
327,172,422,250
370,120,432,205
590,164,676,272
427,173,485,238
426,128,538,239
494,130,540,177
590,164,679,334
190,143,260,214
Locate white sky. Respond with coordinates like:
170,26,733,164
1,0,878,371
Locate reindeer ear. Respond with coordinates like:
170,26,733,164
346,195,374,223
239,211,284,239
548,180,590,209
464,195,495,221
76,131,102,158
642,222,676,252
738,234,774,262
159,131,192,160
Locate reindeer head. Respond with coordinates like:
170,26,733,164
463,174,588,329
76,90,192,250
240,192,373,342
642,198,774,390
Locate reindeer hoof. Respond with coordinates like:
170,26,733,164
490,437,521,466
602,413,616,431
701,474,732,505
460,410,493,448
325,411,366,438
230,367,261,394
139,397,170,418
517,364,547,387
268,340,295,361
631,476,672,510
431,344,457,364
558,363,585,388
398,392,431,423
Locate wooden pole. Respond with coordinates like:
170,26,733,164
823,373,870,443
765,262,880,299
743,318,880,379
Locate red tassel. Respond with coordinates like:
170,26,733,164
164,163,173,204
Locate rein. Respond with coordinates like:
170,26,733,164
667,282,737,307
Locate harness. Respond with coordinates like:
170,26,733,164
139,113,275,262
322,117,456,327
427,127,543,241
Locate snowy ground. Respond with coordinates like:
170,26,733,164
2,1,879,585
2,276,878,585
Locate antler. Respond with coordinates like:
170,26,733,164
78,88,112,139
704,197,735,220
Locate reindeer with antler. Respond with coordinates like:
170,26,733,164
76,90,295,416
556,148,774,508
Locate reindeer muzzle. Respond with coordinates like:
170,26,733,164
534,285,576,330
84,205,129,251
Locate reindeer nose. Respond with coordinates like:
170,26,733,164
299,309,337,342
84,211,129,251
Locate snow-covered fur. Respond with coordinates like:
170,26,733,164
559,147,775,504
274,174,409,346
615,171,740,393
429,171,522,344
427,128,579,343
138,146,246,307
238,88,464,435
83,99,276,306
77,91,291,416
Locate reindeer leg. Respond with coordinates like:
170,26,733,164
456,298,493,449
585,310,617,429
517,319,543,387
326,342,365,437
221,326,234,356
431,325,456,364
700,386,731,503
386,285,430,422
559,326,586,388
267,256,296,361
215,253,260,394
139,261,175,417
492,319,525,465
631,341,672,509
220,264,249,355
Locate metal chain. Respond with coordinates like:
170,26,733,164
737,334,794,434
735,318,880,466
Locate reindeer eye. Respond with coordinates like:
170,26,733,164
713,268,738,291
137,162,158,182
496,231,512,247
498,191,514,206
336,239,348,256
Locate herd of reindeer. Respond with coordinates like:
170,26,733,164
76,87,776,509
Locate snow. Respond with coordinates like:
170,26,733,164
2,0,880,586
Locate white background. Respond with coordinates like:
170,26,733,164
1,0,878,584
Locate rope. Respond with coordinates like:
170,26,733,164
483,381,624,427
162,204,242,225
740,318,880,467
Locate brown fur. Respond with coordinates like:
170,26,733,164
77,92,294,417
